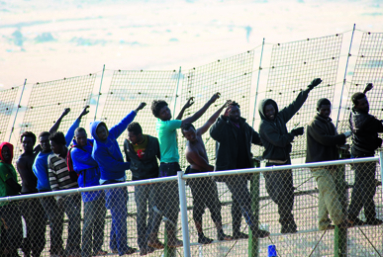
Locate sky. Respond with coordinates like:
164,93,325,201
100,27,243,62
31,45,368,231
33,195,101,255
0,0,382,88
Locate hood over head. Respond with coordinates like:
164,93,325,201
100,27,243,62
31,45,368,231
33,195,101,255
0,142,14,164
90,121,107,142
258,98,279,121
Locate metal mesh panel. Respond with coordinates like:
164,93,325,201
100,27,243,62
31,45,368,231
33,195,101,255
263,34,343,158
100,70,178,162
0,86,20,142
339,32,383,151
14,74,96,159
179,50,255,169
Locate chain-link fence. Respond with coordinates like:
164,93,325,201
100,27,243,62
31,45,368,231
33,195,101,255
0,156,381,257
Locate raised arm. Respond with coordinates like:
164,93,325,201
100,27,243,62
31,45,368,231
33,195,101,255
65,106,89,147
181,93,220,127
49,108,71,134
176,97,194,120
363,83,373,94
198,100,231,135
279,78,322,123
109,102,146,139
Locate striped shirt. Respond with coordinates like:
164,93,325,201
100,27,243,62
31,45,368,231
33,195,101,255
48,153,78,196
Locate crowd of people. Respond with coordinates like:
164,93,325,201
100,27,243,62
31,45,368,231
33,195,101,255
0,78,381,257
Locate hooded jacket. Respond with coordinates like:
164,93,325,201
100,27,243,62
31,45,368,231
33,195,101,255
306,115,346,163
210,115,261,171
33,118,80,191
71,139,103,202
258,89,310,161
123,135,160,181
91,111,136,181
0,142,20,203
349,107,383,156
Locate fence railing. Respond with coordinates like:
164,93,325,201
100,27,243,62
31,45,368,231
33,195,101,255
0,154,382,257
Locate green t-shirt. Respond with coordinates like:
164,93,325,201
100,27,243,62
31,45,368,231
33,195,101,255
0,162,19,207
156,119,182,163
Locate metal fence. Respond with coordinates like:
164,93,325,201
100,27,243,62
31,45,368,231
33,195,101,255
0,156,382,257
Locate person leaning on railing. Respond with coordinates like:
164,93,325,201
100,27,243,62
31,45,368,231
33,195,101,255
91,102,146,256
70,127,107,257
0,142,23,257
123,122,162,255
258,78,322,234
347,83,383,226
306,98,352,230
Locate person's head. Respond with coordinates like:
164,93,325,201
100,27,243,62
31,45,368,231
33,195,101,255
39,131,51,153
96,123,109,141
20,131,36,153
181,123,197,143
0,142,13,164
151,100,171,121
352,92,369,113
264,100,276,121
49,132,66,155
74,127,87,147
316,98,332,119
127,122,143,145
226,102,241,122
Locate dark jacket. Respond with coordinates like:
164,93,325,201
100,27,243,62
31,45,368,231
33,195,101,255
210,116,261,171
306,115,346,163
349,108,383,156
258,89,310,161
123,135,161,181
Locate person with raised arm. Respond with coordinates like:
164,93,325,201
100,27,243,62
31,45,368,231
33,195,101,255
17,108,72,257
347,83,383,226
182,100,233,244
148,93,220,248
210,101,270,239
258,78,322,234
90,102,146,256
33,106,88,257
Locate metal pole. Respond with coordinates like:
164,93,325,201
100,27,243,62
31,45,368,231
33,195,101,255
177,171,191,257
9,79,27,142
94,64,105,121
173,67,182,116
248,159,260,257
380,152,383,200
335,24,356,129
252,38,265,128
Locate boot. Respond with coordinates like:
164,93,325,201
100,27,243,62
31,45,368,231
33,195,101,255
166,230,183,248
147,234,164,249
280,219,297,234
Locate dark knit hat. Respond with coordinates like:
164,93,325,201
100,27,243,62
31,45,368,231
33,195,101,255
317,98,331,109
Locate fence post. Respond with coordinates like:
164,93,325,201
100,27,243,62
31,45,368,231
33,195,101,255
172,67,182,116
177,171,191,257
8,79,26,142
334,151,348,257
380,152,383,202
251,38,265,128
249,159,260,257
335,24,356,129
94,64,105,121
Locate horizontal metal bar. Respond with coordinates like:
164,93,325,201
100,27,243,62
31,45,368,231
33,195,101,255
0,176,177,202
182,157,379,180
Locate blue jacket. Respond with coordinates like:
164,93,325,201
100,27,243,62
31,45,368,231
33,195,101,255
71,139,103,202
91,111,136,181
33,118,80,192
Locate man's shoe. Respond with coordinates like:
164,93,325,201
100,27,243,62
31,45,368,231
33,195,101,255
147,239,164,249
146,246,155,254
337,220,353,229
348,218,365,226
365,218,383,226
217,232,233,241
139,248,147,256
122,247,137,255
232,232,249,239
252,229,270,238
198,235,214,244
167,238,183,248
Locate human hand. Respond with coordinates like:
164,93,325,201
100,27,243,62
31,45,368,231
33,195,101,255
184,97,195,109
135,102,147,112
343,130,352,138
79,105,90,118
209,93,221,104
223,100,232,109
363,83,373,94
291,127,304,136
308,78,322,90
62,108,71,116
